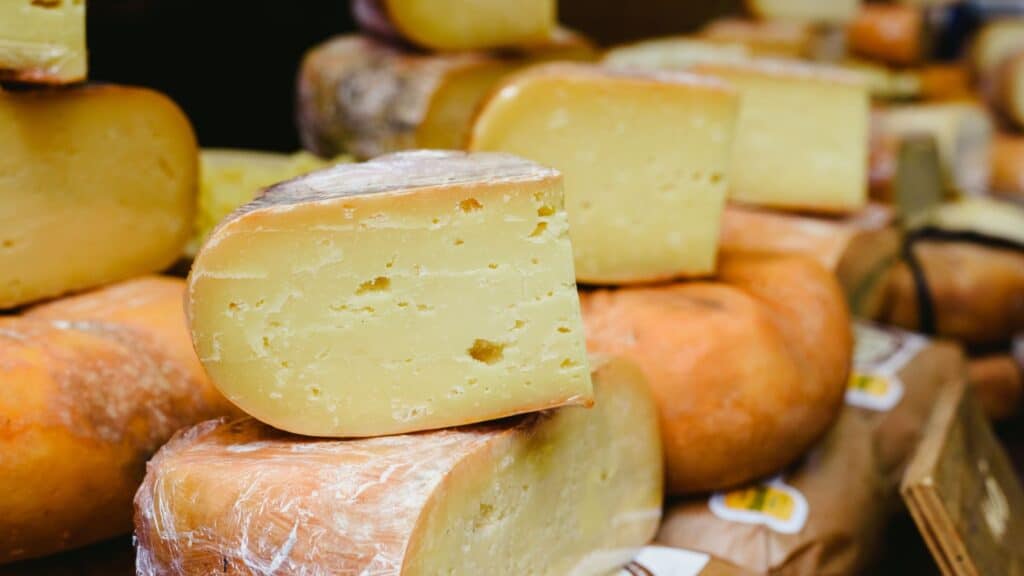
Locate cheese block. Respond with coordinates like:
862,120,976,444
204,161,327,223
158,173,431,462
189,151,591,437
968,354,1023,422
0,0,86,84
701,18,845,60
992,133,1024,200
352,0,554,51
192,149,349,255
0,85,197,309
868,133,946,222
847,4,928,65
720,204,899,319
842,59,922,101
996,52,1024,129
134,357,663,576
925,197,1024,247
745,0,861,25
469,63,739,283
882,241,1024,346
970,19,1024,81
580,254,852,494
0,277,235,564
603,37,751,71
691,59,869,213
873,102,994,194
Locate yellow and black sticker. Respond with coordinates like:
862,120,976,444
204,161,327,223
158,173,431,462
709,477,808,534
846,371,904,411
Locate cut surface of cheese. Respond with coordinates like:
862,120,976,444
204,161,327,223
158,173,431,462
745,0,860,24
925,197,1024,247
134,357,663,576
873,102,993,194
701,18,843,60
0,277,234,564
353,0,555,51
0,85,197,309
847,4,927,65
189,151,591,437
992,133,1024,199
0,0,85,84
470,63,738,283
192,149,349,255
971,19,1024,79
692,59,869,213
603,37,751,71
720,204,899,319
580,254,852,494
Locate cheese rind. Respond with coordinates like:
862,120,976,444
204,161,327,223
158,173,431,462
0,85,197,309
603,37,751,71
189,151,592,437
847,4,927,65
997,53,1024,129
991,133,1024,200
134,358,663,576
692,59,869,213
0,0,86,84
0,278,234,564
470,63,739,283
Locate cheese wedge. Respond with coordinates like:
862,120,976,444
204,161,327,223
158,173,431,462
701,18,845,60
745,0,861,24
188,151,591,437
842,59,922,100
192,149,348,255
720,204,899,319
134,357,663,576
0,278,235,564
848,4,928,65
0,85,197,309
603,37,751,71
970,19,1024,80
873,102,993,194
992,133,1024,200
0,0,86,84
470,63,739,283
353,0,555,51
691,59,869,213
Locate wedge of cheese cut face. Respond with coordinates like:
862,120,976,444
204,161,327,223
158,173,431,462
133,357,664,576
745,0,861,25
353,0,555,51
0,0,86,84
188,151,592,437
0,85,197,310
692,60,870,214
469,63,739,284
701,18,845,61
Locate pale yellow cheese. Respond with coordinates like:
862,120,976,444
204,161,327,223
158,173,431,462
188,150,592,437
469,63,739,284
0,85,197,309
692,59,870,213
603,37,752,71
0,0,85,84
925,197,1024,247
701,18,847,60
745,0,861,25
971,19,1024,79
134,357,662,576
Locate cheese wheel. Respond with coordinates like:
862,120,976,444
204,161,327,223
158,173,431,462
0,277,235,564
0,85,197,309
970,19,1024,81
0,0,86,84
848,4,927,65
968,354,1023,422
882,242,1024,346
996,52,1024,129
580,254,852,494
992,133,1024,201
134,357,663,576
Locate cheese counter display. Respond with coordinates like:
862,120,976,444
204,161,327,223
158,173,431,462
4,0,1024,574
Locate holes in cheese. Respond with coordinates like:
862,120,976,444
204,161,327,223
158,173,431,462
469,63,739,284
745,0,861,25
691,59,870,213
188,150,592,437
0,0,86,84
134,357,663,576
353,0,555,51
0,85,197,309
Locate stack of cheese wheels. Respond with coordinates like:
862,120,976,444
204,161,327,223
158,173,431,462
135,150,666,575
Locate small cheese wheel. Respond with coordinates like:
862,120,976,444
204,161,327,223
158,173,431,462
0,85,197,309
848,4,928,65
0,277,235,564
580,254,852,494
970,19,1024,81
133,358,663,576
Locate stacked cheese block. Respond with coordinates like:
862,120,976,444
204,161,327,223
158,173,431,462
0,1,242,566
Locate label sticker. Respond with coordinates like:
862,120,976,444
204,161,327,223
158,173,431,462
708,476,808,534
848,323,928,412
616,546,711,576
845,372,905,411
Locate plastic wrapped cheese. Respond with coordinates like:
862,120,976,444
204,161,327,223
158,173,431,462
134,357,663,576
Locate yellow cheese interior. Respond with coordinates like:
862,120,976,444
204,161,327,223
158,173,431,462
404,358,663,575
0,0,86,83
189,161,591,437
470,68,738,283
416,61,516,150
387,0,555,51
0,86,196,309
973,20,1024,77
747,0,860,24
698,62,869,213
603,38,751,71
926,197,1024,247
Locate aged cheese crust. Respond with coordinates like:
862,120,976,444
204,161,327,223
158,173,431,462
580,254,852,494
134,357,663,576
189,150,592,437
0,85,197,309
0,278,235,564
0,0,86,84
720,204,899,319
992,133,1024,201
469,62,739,284
848,4,927,65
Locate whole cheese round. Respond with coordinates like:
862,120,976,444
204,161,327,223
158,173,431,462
580,254,852,494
